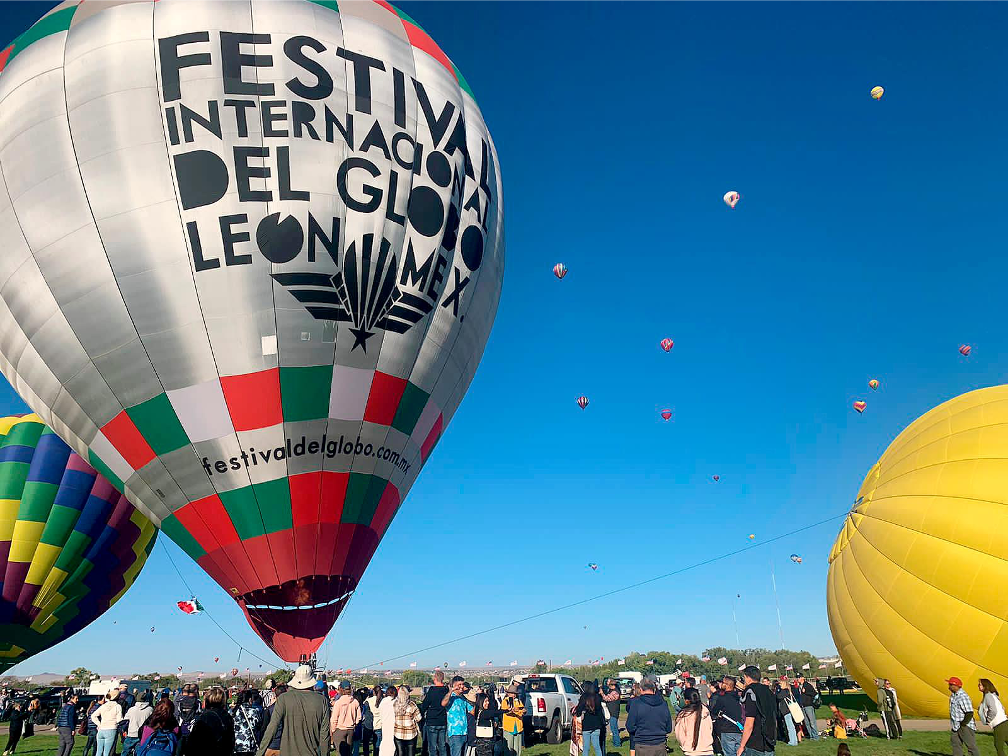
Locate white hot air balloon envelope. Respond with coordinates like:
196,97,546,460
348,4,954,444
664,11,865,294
0,0,504,662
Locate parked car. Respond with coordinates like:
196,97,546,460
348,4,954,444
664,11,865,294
825,677,857,695
515,673,582,744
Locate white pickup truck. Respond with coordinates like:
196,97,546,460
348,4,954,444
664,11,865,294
515,673,583,744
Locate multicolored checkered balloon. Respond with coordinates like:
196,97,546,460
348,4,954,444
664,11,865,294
0,415,156,673
0,0,503,662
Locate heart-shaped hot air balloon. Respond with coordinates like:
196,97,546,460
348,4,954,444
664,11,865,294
960,345,972,356
853,401,867,413
0,0,503,664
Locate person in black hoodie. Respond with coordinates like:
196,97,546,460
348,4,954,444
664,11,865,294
625,679,671,756
573,683,606,756
420,671,449,756
711,677,744,756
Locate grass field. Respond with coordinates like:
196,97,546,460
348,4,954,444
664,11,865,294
523,730,973,756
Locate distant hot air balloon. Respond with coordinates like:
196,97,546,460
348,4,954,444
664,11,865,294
790,554,802,564
553,263,568,280
230,668,239,677
854,401,867,414
661,409,673,421
578,396,589,410
748,534,756,540
960,345,972,356
660,338,674,352
871,86,885,100
587,563,598,571
0,414,157,674
869,379,880,391
177,666,183,673
214,657,219,664
0,0,504,664
723,191,741,209
150,626,155,633
712,475,720,482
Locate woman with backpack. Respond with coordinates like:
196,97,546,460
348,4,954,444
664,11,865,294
674,689,714,756
183,687,234,756
979,679,1008,756
233,689,266,756
139,699,180,756
364,685,383,756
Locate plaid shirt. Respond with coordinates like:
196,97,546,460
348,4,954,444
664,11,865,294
394,701,422,740
950,689,976,731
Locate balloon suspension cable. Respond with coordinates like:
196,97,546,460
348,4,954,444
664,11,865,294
360,512,847,669
158,539,286,671
770,559,784,650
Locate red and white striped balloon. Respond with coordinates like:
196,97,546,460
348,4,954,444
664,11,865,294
660,338,673,352
553,263,568,279
661,409,672,421
577,396,589,410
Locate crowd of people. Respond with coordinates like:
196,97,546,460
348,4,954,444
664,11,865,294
3,666,1008,756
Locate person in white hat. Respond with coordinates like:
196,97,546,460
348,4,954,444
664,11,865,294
256,666,331,756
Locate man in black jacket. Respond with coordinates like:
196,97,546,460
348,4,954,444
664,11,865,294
420,670,449,756
796,675,818,740
711,677,744,756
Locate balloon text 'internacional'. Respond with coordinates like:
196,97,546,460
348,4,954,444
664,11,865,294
0,0,503,662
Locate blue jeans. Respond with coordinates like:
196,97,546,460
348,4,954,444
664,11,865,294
425,725,447,756
782,713,797,746
96,730,117,756
743,749,772,756
122,736,139,756
721,732,742,756
584,730,603,756
448,734,467,756
802,707,818,740
609,717,620,748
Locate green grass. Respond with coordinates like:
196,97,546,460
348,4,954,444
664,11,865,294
522,730,972,756
1,733,84,755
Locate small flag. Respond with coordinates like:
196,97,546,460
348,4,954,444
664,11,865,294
177,598,204,615
768,664,777,671
818,664,827,669
834,660,843,668
510,661,518,666
786,665,793,671
564,659,572,666
737,665,745,671
536,660,546,666
361,668,368,673
410,662,417,668
646,659,654,666
717,657,728,665
459,661,467,668
618,659,625,665
702,656,711,662
676,659,683,665
487,661,493,667
802,663,811,671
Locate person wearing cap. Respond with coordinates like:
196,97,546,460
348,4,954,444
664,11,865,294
500,685,525,756
602,680,621,748
256,665,331,756
331,680,363,756
947,677,980,756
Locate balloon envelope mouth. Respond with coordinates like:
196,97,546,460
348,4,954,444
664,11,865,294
238,575,355,660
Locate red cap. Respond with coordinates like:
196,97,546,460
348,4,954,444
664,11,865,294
946,677,963,687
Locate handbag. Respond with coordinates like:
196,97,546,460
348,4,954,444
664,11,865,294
786,696,804,724
475,710,494,739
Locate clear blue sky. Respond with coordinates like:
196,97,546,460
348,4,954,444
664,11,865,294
3,0,1007,675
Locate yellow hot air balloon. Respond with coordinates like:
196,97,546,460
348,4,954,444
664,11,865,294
827,385,1008,717
871,86,884,100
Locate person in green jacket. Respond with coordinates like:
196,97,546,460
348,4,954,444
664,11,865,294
256,666,331,756
876,679,896,739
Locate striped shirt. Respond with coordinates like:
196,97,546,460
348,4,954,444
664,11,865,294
950,689,976,731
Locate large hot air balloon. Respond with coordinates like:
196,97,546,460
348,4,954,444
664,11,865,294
827,385,1008,716
0,0,504,663
0,414,156,673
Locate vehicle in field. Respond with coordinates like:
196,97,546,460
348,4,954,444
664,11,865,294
515,673,582,744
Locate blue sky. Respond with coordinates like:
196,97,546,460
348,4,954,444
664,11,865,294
4,0,1008,675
